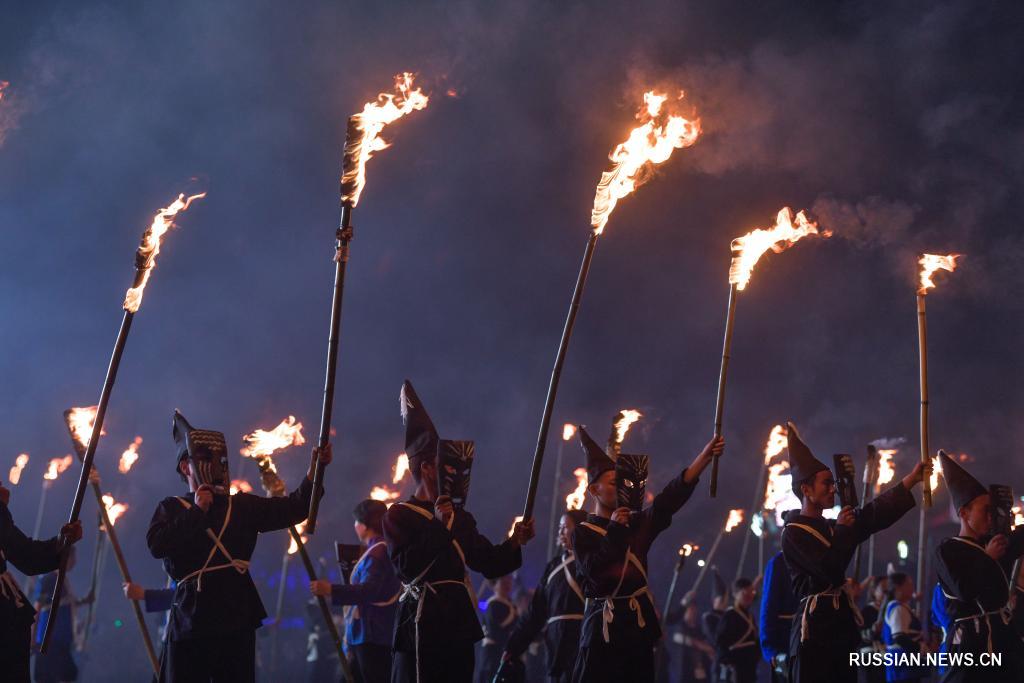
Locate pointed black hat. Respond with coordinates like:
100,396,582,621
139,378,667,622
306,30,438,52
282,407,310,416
786,421,828,492
579,425,615,485
711,566,728,600
172,410,228,474
938,449,987,512
400,380,439,465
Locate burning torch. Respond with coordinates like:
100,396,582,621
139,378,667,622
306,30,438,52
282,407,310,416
521,89,700,521
306,73,430,533
852,444,879,581
710,208,828,496
735,425,786,580
690,509,744,594
662,543,697,618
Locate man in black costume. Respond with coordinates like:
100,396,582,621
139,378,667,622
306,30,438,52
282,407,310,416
715,577,760,683
146,410,329,682
933,449,1024,682
702,569,729,648
780,422,927,683
383,380,534,683
570,424,725,683
0,481,83,683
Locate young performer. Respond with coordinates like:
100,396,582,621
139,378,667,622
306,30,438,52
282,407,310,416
384,380,533,683
501,508,588,683
715,577,760,683
933,450,1024,682
759,550,797,683
146,410,329,682
672,593,714,683
880,573,926,683
570,424,725,682
703,569,730,646
781,422,927,683
477,574,518,683
855,575,888,683
33,545,94,683
310,498,400,683
0,481,83,683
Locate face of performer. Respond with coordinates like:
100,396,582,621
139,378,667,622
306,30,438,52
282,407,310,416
494,575,514,598
959,493,993,537
893,578,915,602
558,514,576,552
589,470,618,511
353,520,372,544
736,584,755,609
800,470,836,510
416,459,439,500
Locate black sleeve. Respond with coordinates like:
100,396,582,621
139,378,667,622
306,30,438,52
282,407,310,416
643,471,699,533
574,521,629,584
714,611,741,664
146,498,209,559
0,502,61,576
782,524,846,589
849,482,916,545
245,477,315,533
935,539,1009,611
505,570,551,657
383,504,454,581
452,510,522,580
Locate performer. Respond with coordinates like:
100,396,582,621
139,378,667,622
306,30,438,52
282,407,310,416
310,498,400,683
760,550,797,683
477,574,518,683
384,380,533,683
570,425,725,683
146,410,329,682
929,581,950,679
703,569,730,646
781,423,926,683
880,572,927,683
933,450,1024,682
671,593,714,683
857,575,888,683
714,577,760,683
32,544,94,683
124,581,176,614
500,508,588,683
0,481,83,683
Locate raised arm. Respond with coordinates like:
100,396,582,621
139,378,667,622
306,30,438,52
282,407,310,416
0,501,62,576
248,476,315,533
452,510,522,579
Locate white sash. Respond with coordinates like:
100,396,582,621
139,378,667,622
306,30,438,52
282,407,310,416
175,496,249,592
579,521,652,643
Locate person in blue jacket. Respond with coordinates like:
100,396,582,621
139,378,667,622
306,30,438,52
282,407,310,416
760,549,798,683
930,581,950,678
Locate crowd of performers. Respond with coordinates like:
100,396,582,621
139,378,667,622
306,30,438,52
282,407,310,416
2,381,1023,682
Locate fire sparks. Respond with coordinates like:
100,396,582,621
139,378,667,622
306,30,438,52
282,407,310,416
288,521,308,555
370,485,401,506
119,436,143,473
66,406,104,451
565,467,588,510
241,416,305,459
230,480,253,495
340,72,430,207
680,543,697,557
101,493,128,526
876,449,896,488
393,453,410,484
123,193,207,313
563,424,577,441
590,90,700,234
508,515,524,538
8,453,29,485
724,508,745,532
729,208,827,291
763,424,788,465
918,253,960,295
44,455,74,481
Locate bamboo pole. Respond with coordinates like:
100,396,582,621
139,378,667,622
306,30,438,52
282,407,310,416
710,284,738,497
735,453,767,580
916,294,931,602
546,438,567,558
853,445,878,582
690,531,725,595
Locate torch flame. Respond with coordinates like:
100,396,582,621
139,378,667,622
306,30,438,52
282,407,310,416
680,543,697,557
44,455,74,481
761,425,801,521
729,208,827,291
876,449,897,488
565,467,588,510
241,416,305,459
123,192,206,313
0,81,7,103
230,479,253,495
101,493,128,526
393,453,410,484
724,508,745,532
929,455,943,492
288,520,308,555
370,485,401,507
1012,505,1024,531
563,424,577,441
119,436,143,473
590,90,700,234
8,453,29,485
918,253,960,295
508,515,524,538
340,72,430,207
612,410,642,445
66,406,104,451
763,424,788,465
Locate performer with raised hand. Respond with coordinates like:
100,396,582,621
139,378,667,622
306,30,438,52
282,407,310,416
570,425,725,683
933,450,1024,682
780,422,927,683
384,380,534,683
146,410,329,682
0,480,83,683
499,508,588,683
714,577,760,683
703,569,730,646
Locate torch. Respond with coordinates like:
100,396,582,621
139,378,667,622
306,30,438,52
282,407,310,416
521,89,700,520
8,453,28,485
606,409,642,458
306,72,430,533
710,208,828,496
546,424,576,557
42,192,204,653
867,445,898,577
662,543,696,618
852,445,878,581
735,425,786,580
82,510,105,648
690,509,744,594
242,417,354,682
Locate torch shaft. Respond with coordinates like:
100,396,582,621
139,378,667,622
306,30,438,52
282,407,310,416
917,295,932,508
690,530,724,595
852,446,878,582
82,512,105,649
735,459,767,580
307,203,354,533
42,308,135,654
757,514,765,577
522,232,599,520
662,566,682,619
547,439,566,558
710,284,739,497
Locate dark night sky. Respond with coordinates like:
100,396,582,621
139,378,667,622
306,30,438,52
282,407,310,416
2,1,1023,679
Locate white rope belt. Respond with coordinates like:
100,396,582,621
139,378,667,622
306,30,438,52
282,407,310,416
400,577,472,683
800,588,863,642
546,613,583,625
589,587,652,643
952,607,1011,654
0,571,25,608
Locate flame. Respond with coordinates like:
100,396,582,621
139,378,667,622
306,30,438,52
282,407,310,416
562,424,577,441
612,410,642,445
590,90,700,234
929,455,943,492
565,467,588,510
393,453,410,484
101,493,128,526
370,485,401,507
123,193,206,313
724,508,745,532
763,424,788,465
340,72,429,206
44,455,74,481
229,479,253,495
118,436,143,473
0,81,7,103
729,208,827,291
762,425,801,522
288,520,308,555
918,253,960,295
8,453,29,485
680,543,697,557
1012,505,1024,531
66,406,104,450
876,449,896,488
241,416,305,459
508,515,524,538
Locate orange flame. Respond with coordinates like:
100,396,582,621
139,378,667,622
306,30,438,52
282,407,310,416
725,508,744,532
929,455,943,492
0,81,7,103
565,467,588,510
763,424,788,465
1012,505,1024,531
44,455,74,481
229,479,253,495
612,410,642,445
8,453,29,485
508,515,524,538
101,493,128,526
729,208,827,291
370,485,401,507
562,424,577,441
917,253,960,295
288,520,308,555
241,416,305,459
123,193,206,313
66,406,104,451
118,436,143,474
393,453,410,484
341,72,429,206
762,425,800,518
680,543,698,557
876,449,896,488
591,90,700,234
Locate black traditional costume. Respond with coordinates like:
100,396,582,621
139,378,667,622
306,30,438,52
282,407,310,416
715,601,760,683
477,592,518,683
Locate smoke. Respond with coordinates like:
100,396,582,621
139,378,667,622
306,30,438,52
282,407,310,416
870,436,908,450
